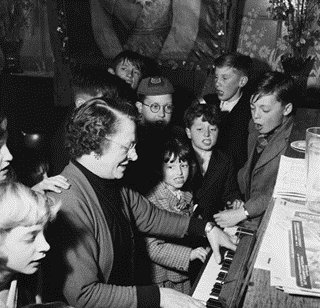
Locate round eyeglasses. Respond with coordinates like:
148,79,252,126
142,103,174,114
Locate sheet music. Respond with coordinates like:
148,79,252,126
272,155,306,202
255,198,320,297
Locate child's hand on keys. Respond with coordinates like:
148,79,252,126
190,246,210,263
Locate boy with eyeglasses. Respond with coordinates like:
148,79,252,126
135,76,174,127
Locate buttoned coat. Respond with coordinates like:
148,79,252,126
209,92,252,173
238,117,294,228
191,148,242,220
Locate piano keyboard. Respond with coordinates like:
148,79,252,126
191,226,255,308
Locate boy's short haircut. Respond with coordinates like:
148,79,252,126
71,66,136,103
184,100,222,129
214,52,253,77
137,76,174,98
251,71,295,107
109,50,148,76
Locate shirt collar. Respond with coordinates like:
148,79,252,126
220,94,242,112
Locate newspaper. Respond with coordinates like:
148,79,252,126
272,155,306,202
255,198,320,296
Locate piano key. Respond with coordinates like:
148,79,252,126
210,288,221,297
224,254,233,261
223,259,232,266
208,293,219,300
207,298,222,308
226,250,234,258
210,291,220,299
213,283,222,291
216,272,227,284
220,264,230,272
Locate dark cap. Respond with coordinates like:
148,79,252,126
137,76,174,96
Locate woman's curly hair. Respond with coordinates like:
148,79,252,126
65,97,139,159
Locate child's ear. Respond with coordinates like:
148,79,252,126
108,68,115,75
135,101,143,113
283,103,293,116
185,128,192,139
239,76,248,88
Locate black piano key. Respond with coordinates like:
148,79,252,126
210,291,220,300
216,273,227,284
223,259,232,266
217,278,226,284
213,283,222,290
221,264,230,272
226,251,234,258
207,298,222,308
210,286,220,294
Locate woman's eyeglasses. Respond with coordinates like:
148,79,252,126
105,138,137,155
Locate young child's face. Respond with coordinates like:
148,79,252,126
250,93,291,134
0,224,50,275
139,94,173,126
114,59,142,89
186,116,219,152
163,154,189,191
214,66,245,102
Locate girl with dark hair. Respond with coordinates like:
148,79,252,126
145,137,209,294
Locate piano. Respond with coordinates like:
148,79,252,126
191,226,256,308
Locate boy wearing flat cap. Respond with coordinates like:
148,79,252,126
135,76,174,128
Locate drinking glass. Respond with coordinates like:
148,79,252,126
305,127,320,213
